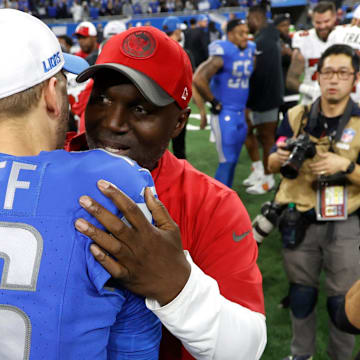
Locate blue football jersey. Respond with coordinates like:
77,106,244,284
0,149,161,360
209,39,256,111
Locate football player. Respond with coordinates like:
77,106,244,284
287,1,337,104
193,19,256,187
0,10,161,359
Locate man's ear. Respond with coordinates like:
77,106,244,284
314,71,318,82
43,77,61,118
172,108,191,138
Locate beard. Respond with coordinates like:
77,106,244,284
327,97,340,104
55,90,70,149
316,26,334,41
324,90,349,105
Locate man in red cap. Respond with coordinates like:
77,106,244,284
73,21,99,59
70,26,266,360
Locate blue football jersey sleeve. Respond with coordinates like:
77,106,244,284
0,149,161,360
208,40,226,57
247,40,256,54
108,291,162,359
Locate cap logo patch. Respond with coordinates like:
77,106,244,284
181,86,188,100
42,51,61,73
122,31,156,59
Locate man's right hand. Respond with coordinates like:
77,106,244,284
268,141,291,173
276,141,291,164
75,180,191,306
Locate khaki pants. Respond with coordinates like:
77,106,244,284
282,215,360,360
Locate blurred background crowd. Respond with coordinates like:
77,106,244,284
1,0,356,21
0,0,357,31
0,0,265,20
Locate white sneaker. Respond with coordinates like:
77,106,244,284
243,170,264,187
246,176,275,195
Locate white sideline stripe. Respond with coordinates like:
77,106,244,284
187,124,211,131
187,114,211,131
189,114,203,120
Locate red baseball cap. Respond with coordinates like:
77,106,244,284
73,21,97,37
76,26,192,109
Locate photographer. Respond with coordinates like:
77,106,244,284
268,44,360,360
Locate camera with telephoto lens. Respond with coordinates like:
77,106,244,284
280,134,317,179
252,201,284,244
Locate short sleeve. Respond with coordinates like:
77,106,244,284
247,40,257,54
209,40,225,57
292,31,304,50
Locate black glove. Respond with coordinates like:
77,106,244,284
210,98,222,115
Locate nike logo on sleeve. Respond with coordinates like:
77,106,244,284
233,230,251,242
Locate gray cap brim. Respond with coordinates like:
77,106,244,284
76,63,174,107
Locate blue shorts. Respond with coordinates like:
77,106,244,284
211,109,247,163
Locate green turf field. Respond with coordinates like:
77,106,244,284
182,103,360,360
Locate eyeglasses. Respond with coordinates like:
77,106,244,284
319,69,355,80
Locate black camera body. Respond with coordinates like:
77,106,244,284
280,134,317,179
